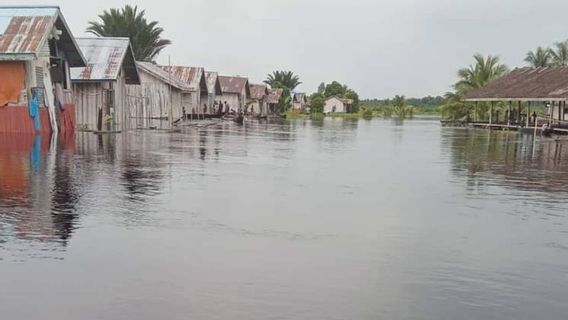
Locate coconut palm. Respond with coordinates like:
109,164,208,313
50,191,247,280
455,54,509,95
87,5,171,62
525,46,552,68
264,71,302,91
550,41,568,67
442,54,508,121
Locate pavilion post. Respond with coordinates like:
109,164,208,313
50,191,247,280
506,101,511,126
474,101,478,122
518,101,522,125
490,102,494,124
527,101,531,127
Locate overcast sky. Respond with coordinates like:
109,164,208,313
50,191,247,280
14,0,568,98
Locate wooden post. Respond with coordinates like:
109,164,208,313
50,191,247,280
518,101,522,125
490,101,494,124
474,101,478,123
508,101,512,126
527,101,531,127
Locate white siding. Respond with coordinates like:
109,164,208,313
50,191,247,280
324,97,347,113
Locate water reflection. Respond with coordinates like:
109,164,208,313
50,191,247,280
0,133,78,246
445,128,568,194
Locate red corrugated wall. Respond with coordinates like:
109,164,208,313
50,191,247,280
0,104,76,134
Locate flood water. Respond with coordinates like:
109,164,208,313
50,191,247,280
1,118,568,320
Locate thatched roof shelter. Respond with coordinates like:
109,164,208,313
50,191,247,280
464,67,568,102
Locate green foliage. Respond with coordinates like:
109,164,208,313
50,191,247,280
322,81,360,113
264,71,302,91
309,93,325,114
317,82,326,94
361,108,373,119
264,71,301,112
87,5,171,62
525,46,552,68
441,54,508,121
550,40,568,66
324,81,346,98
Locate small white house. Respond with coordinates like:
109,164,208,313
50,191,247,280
292,93,308,112
324,96,353,113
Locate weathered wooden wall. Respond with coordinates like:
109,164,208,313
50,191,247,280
125,70,185,127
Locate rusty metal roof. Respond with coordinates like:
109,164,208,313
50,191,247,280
0,6,85,66
464,67,568,102
249,84,268,100
160,65,207,93
136,61,192,92
70,37,139,84
205,71,222,95
267,88,284,104
219,75,250,95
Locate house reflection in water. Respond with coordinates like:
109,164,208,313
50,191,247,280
0,133,79,246
446,129,568,194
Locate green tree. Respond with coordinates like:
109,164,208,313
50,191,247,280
550,41,568,66
87,5,171,61
264,71,302,91
525,46,552,68
324,81,347,98
443,54,508,121
317,82,326,94
309,93,325,114
455,54,508,95
345,89,360,112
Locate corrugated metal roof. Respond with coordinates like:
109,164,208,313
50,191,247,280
205,71,222,95
160,65,205,92
0,6,85,66
219,75,249,95
267,88,284,104
70,37,139,84
250,84,268,100
136,61,192,92
464,67,568,101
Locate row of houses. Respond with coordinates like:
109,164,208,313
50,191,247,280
0,5,296,134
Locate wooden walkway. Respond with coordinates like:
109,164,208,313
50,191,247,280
468,122,568,135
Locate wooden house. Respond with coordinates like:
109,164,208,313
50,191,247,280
160,66,209,116
126,61,192,127
324,96,353,113
70,37,140,132
0,6,86,134
267,88,284,114
218,76,250,112
204,71,222,114
292,93,308,112
249,84,269,116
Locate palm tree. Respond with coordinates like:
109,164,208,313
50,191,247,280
550,41,568,67
455,54,508,95
264,71,302,91
442,54,508,121
525,46,552,68
87,5,171,62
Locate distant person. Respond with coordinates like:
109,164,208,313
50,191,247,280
224,101,229,115
203,104,208,114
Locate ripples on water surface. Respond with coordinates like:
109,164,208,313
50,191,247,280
1,118,567,319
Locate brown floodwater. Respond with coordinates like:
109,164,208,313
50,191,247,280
1,118,567,319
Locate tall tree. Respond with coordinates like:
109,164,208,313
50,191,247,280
264,71,302,91
525,46,552,68
455,54,509,95
87,5,171,62
442,54,508,121
317,82,326,94
324,81,346,97
550,41,568,67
